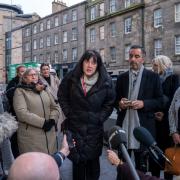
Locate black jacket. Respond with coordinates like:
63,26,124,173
58,65,115,163
115,69,164,139
156,74,179,150
6,76,20,115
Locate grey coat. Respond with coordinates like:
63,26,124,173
169,87,180,134
0,95,17,175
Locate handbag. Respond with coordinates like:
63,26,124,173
164,145,180,175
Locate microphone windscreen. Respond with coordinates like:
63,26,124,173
108,126,127,149
133,126,155,147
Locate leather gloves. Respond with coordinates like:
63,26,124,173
42,119,55,132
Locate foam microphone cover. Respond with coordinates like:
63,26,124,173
108,126,127,149
133,126,155,147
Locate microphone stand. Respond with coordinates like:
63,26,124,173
119,144,140,180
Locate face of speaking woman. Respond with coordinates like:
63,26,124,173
23,69,38,84
82,57,98,78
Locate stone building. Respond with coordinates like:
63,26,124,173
1,3,40,82
86,0,180,75
22,0,86,78
6,0,180,79
144,0,180,72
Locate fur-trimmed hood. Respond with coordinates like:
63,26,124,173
0,112,18,144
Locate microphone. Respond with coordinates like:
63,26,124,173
108,125,127,149
133,126,172,168
108,126,140,180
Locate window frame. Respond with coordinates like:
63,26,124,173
110,0,116,13
175,3,180,22
154,39,162,57
90,28,96,43
175,35,180,55
63,31,68,43
124,17,132,34
154,8,163,28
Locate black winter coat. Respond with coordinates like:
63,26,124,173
58,66,115,163
6,76,20,115
156,74,179,150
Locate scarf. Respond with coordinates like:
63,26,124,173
122,65,144,149
159,68,173,84
81,72,99,96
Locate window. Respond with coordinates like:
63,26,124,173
46,19,51,30
54,17,59,27
46,52,51,63
124,17,132,34
72,28,77,41
175,35,180,54
54,34,59,45
33,40,37,50
100,3,105,17
33,25,37,34
40,22,44,32
99,26,105,40
46,36,51,47
110,0,116,13
63,14,68,24
72,10,77,21
25,42,30,51
175,3,180,22
110,47,116,61
100,49,105,62
90,28,96,42
63,49,67,61
125,0,132,8
25,28,30,37
63,31,68,43
72,48,77,61
33,55,37,62
54,51,59,63
90,6,96,20
154,39,162,56
39,54,44,63
110,22,116,37
154,9,162,27
125,44,131,60
39,38,44,48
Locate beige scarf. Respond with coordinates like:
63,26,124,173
81,72,99,95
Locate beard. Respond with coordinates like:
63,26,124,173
130,62,142,71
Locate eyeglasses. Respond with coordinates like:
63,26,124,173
27,73,38,77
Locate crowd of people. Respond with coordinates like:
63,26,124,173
0,46,179,180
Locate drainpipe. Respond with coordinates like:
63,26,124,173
141,0,145,48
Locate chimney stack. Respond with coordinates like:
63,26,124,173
52,0,67,14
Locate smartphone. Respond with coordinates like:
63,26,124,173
124,100,132,106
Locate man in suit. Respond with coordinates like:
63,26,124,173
115,45,164,174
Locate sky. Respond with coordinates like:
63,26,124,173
0,0,83,17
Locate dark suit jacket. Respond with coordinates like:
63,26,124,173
115,68,164,138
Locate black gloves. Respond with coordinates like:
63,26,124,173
42,119,55,132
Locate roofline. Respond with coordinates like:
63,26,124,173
0,3,23,14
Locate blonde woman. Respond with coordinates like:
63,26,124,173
152,55,179,179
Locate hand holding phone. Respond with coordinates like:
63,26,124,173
65,130,75,149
